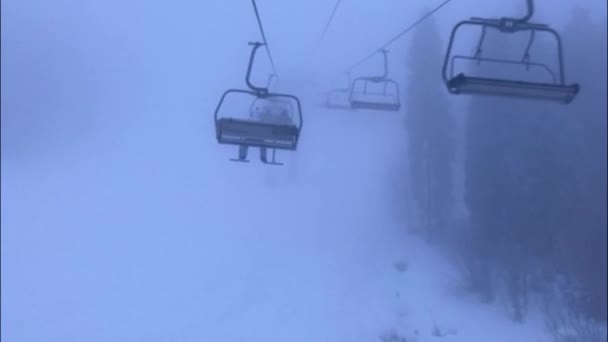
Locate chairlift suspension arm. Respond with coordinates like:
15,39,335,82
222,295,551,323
245,42,269,96
370,50,389,80
512,0,534,24
470,0,536,33
380,49,389,80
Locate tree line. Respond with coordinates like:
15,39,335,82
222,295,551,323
400,5,607,332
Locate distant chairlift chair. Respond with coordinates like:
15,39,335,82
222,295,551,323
442,0,579,104
349,49,401,112
326,72,353,110
214,42,303,165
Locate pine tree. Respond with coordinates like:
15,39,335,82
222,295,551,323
403,10,454,242
463,27,523,306
556,8,607,322
462,21,572,321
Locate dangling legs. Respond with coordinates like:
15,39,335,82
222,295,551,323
260,147,283,166
230,144,250,163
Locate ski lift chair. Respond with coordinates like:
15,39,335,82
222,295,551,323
442,0,579,104
349,49,401,112
326,72,353,110
214,42,303,165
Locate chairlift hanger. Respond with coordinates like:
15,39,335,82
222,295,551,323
442,0,580,104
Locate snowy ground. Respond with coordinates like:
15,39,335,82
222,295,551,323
2,87,553,341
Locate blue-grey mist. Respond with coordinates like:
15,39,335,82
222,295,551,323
1,0,605,340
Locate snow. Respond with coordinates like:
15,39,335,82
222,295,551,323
1,93,553,341
1,0,561,341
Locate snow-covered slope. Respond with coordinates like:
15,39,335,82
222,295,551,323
0,93,553,342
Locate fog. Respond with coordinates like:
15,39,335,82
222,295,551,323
2,0,606,341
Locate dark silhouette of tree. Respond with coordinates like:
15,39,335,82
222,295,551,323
462,8,607,323
555,7,607,322
403,10,454,242
462,21,577,322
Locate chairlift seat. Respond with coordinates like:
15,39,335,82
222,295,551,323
447,73,579,104
216,117,299,150
349,76,401,112
350,92,401,111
